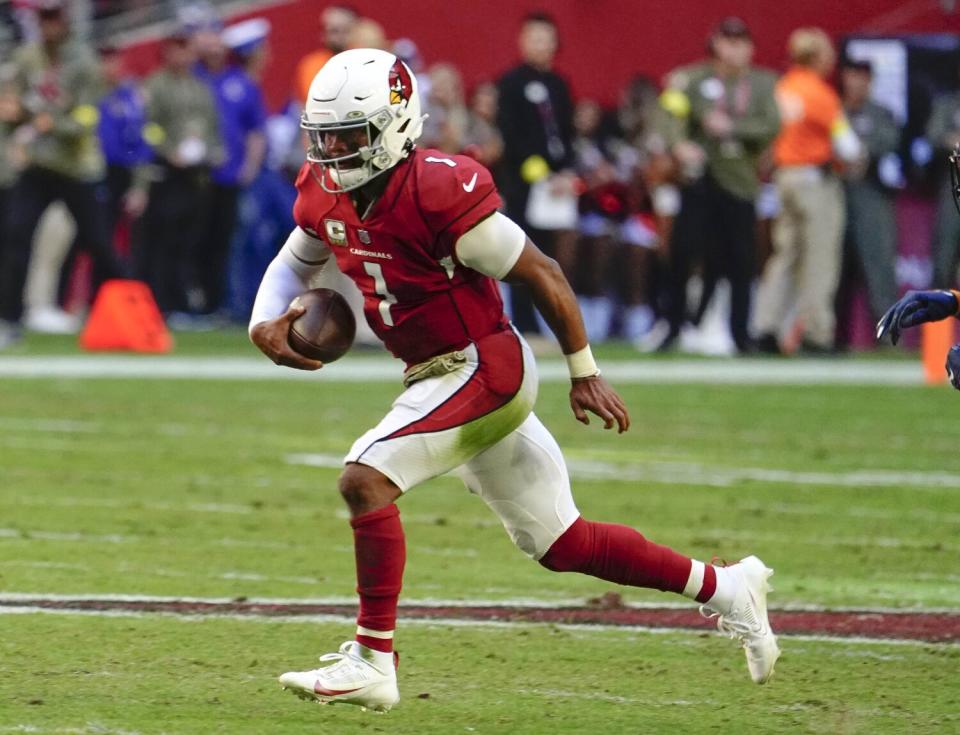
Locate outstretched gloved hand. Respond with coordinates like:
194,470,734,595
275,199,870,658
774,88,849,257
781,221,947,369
876,290,960,345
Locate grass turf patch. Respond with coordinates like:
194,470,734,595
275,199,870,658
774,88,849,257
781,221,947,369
2,379,959,608
1,613,958,735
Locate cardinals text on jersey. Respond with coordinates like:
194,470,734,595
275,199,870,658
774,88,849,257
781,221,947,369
293,148,509,365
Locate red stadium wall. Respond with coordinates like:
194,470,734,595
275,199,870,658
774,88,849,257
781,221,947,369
124,0,960,111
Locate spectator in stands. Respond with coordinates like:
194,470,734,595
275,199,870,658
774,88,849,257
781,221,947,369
0,0,124,348
926,66,960,288
294,5,356,105
0,60,19,261
613,75,667,344
421,62,470,154
346,16,387,51
497,11,577,335
137,26,221,316
654,17,780,354
0,0,22,57
58,41,152,306
192,14,268,318
93,43,152,228
754,28,861,354
466,81,504,168
835,58,900,342
226,16,271,84
571,98,625,342
221,17,294,322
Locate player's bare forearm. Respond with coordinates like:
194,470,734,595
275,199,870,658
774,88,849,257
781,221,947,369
504,239,630,433
504,239,588,354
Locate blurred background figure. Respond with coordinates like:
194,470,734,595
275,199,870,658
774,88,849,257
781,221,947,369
655,17,780,354
0,0,124,348
346,16,387,51
421,60,503,170
571,97,621,342
497,11,576,337
421,62,469,154
0,56,19,269
754,27,861,354
926,63,960,289
91,41,151,237
192,8,267,321
465,80,504,169
293,4,356,106
221,17,294,323
834,57,901,347
614,75,668,345
57,40,152,314
137,23,221,317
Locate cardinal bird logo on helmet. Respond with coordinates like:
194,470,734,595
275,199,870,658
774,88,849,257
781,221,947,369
389,59,413,105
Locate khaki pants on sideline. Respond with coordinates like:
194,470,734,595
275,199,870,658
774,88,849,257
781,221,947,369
754,167,845,348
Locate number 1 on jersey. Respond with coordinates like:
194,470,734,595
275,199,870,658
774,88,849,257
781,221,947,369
363,261,397,327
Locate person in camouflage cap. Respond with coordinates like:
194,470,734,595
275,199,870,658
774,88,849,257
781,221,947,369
654,17,780,353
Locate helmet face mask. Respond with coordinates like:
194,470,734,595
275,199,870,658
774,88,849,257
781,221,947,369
301,49,425,193
303,116,380,190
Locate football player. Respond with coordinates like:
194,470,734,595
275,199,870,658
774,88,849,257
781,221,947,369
249,49,779,712
876,145,960,387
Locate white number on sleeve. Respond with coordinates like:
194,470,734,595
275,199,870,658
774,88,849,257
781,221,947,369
363,261,397,327
424,156,457,167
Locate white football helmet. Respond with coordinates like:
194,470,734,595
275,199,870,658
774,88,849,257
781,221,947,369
302,48,426,193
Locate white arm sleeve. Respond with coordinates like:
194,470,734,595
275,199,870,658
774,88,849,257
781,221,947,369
278,225,332,278
248,227,331,335
454,211,527,280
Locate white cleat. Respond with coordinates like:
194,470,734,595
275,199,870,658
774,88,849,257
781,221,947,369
278,641,399,712
701,555,781,684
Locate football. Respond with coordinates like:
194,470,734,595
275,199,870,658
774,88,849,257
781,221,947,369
287,288,356,363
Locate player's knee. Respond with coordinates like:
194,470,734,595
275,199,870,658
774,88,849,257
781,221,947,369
338,463,399,516
538,517,592,573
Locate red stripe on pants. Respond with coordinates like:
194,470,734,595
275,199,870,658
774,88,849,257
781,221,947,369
385,329,524,441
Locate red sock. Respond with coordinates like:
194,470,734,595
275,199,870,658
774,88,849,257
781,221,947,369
350,503,405,653
539,517,692,593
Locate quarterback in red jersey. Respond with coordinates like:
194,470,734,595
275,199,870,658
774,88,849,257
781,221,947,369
249,49,779,712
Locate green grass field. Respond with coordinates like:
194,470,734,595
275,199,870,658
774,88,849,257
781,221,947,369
2,333,959,733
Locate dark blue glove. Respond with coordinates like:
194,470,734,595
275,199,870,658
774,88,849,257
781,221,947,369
876,290,959,345
947,345,960,391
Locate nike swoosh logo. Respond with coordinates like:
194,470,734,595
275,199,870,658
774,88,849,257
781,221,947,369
462,173,478,192
314,683,363,696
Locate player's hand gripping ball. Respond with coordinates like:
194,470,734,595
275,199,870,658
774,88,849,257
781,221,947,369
287,288,356,363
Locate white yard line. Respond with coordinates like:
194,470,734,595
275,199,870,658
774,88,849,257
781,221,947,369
0,603,955,649
0,726,146,735
0,355,924,385
6,497,254,515
286,451,960,491
0,417,102,433
1,592,957,615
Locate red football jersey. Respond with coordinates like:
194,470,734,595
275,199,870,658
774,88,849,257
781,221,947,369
293,148,511,366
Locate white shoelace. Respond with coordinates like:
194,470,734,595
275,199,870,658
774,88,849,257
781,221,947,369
311,642,363,679
700,605,763,642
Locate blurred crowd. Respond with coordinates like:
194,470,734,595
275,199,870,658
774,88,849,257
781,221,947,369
0,3,958,355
